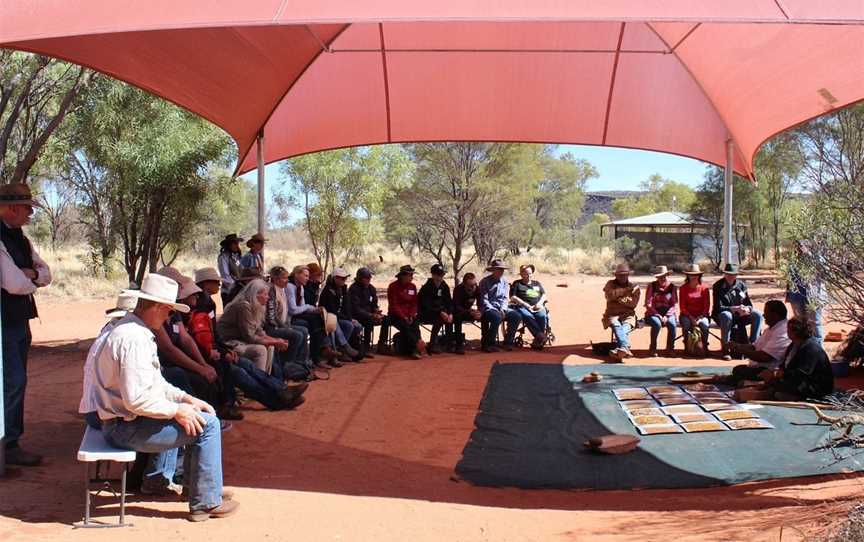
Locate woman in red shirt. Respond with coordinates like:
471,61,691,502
387,265,423,359
679,264,711,354
644,266,678,356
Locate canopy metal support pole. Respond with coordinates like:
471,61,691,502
722,138,735,266
256,131,266,236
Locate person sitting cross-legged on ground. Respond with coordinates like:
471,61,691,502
418,263,455,355
748,316,834,401
478,259,522,353
188,267,306,411
509,264,549,351
726,300,791,384
678,264,711,355
387,265,424,359
644,265,678,357
348,267,389,357
319,268,364,362
712,263,764,360
91,274,240,522
602,263,641,362
451,272,482,355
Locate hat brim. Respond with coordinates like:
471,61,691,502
486,266,509,271
654,272,670,278
105,309,131,318
723,270,740,275
121,289,190,313
614,270,631,275
683,270,703,275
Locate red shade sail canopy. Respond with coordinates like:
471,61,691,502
1,1,863,177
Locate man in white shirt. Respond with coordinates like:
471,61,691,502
92,274,239,522
728,300,791,382
1,183,52,466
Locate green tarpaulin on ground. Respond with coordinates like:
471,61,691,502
455,363,863,490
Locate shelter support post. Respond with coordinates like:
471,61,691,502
722,138,735,266
256,131,266,236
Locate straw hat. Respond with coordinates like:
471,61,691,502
105,294,138,319
486,258,509,271
121,274,190,313
177,278,202,300
683,264,703,275
194,267,221,284
155,266,186,283
0,183,43,208
653,265,670,278
320,307,338,334
613,263,631,275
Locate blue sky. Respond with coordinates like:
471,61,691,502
240,144,713,224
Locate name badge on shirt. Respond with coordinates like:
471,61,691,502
408,290,415,296
209,311,216,319
172,324,180,334
437,290,442,297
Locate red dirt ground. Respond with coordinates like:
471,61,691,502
0,273,861,542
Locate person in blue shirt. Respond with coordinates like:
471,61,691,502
478,259,522,352
240,233,265,274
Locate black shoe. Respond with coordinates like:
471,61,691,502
328,358,344,368
218,406,245,421
410,351,423,360
481,345,499,353
501,344,514,352
284,395,306,410
5,447,42,467
454,344,466,355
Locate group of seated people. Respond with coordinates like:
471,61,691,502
602,261,834,401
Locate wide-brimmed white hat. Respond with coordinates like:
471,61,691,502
122,274,190,313
156,266,186,283
195,267,221,284
320,307,338,334
105,294,138,318
654,265,670,278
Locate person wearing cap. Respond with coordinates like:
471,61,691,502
644,265,679,356
712,263,763,359
0,183,52,466
478,259,522,353
217,234,244,306
188,269,306,412
602,263,641,361
419,263,454,354
509,264,549,350
678,264,711,354
319,268,364,361
452,273,482,355
240,233,266,275
92,274,239,521
348,267,388,357
286,264,339,366
387,265,424,359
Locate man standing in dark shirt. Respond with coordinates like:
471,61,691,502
1,184,52,466
418,264,454,354
712,263,763,360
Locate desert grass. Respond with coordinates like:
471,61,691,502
33,243,618,301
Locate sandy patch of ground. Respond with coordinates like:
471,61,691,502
1,272,860,542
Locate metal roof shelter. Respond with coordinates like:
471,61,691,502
601,212,725,267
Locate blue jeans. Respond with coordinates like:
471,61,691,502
291,314,326,362
229,357,289,410
647,314,678,350
481,308,521,347
104,412,223,512
2,320,31,449
716,309,763,345
680,315,710,347
609,320,633,350
330,319,359,347
515,307,548,338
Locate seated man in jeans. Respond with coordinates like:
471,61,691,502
478,259,521,353
91,274,239,522
712,263,763,360
602,263,641,362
